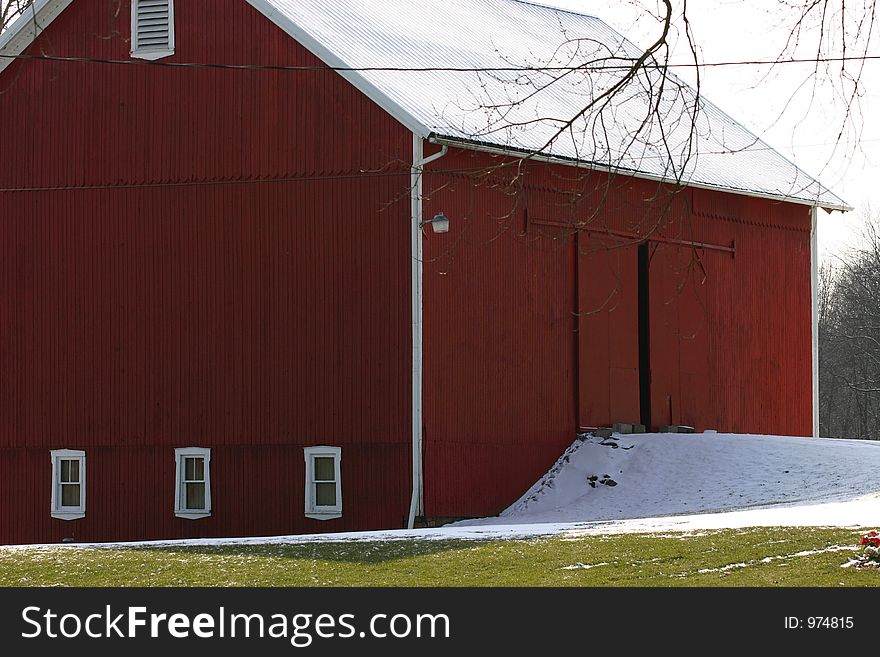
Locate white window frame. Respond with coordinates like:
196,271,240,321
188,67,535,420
174,447,211,519
50,449,86,520
304,446,342,520
130,0,176,61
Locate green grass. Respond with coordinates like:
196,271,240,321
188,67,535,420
1,527,878,586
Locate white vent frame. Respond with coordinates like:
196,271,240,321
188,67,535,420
130,0,175,61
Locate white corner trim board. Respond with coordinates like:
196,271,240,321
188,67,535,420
408,135,448,529
811,205,820,438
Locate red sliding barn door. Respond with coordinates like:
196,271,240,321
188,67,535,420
648,242,713,430
577,236,641,428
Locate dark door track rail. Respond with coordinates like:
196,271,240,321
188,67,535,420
530,220,736,256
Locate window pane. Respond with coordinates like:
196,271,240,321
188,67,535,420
315,482,336,507
314,457,335,482
186,482,205,510
185,457,204,482
60,459,80,484
61,483,80,507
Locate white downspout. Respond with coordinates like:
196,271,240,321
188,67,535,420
810,205,819,438
409,134,448,529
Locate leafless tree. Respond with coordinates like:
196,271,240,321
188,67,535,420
420,0,704,305
819,218,880,438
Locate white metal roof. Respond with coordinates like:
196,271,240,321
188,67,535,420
0,0,851,210
248,0,849,211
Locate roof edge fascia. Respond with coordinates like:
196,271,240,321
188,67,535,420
430,135,852,213
0,0,73,76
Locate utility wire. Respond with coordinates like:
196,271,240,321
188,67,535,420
0,164,554,193
1,51,880,72
1,135,876,193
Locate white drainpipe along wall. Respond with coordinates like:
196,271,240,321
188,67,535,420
409,134,448,529
811,205,819,438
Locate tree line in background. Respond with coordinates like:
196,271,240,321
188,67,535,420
819,219,880,439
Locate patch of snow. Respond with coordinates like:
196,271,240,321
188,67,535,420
0,524,573,551
692,545,858,575
454,432,880,527
560,562,609,570
696,562,751,574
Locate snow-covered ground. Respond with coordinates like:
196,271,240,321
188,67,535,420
5,432,880,549
456,431,880,528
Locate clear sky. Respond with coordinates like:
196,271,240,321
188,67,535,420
540,0,877,262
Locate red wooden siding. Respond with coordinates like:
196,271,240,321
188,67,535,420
0,0,414,543
578,237,640,427
0,1,815,541
687,190,813,434
422,150,577,517
638,190,812,435
422,150,814,518
0,444,410,544
648,240,713,429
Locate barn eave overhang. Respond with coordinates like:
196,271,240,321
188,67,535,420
427,134,853,214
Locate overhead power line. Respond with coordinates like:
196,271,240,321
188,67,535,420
0,163,575,193
1,51,880,72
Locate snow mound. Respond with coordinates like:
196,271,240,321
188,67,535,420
456,432,880,527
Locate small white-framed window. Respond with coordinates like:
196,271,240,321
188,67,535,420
304,446,342,520
50,449,86,520
131,0,175,61
174,447,211,519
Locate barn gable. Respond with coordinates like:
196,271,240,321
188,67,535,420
0,0,416,543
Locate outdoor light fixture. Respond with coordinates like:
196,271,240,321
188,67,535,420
422,212,450,234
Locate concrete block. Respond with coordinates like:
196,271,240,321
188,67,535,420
658,425,695,434
612,423,633,434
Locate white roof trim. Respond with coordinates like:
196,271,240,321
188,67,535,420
430,136,853,213
246,0,430,139
0,0,73,76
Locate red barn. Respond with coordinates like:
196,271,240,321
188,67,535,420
0,0,848,544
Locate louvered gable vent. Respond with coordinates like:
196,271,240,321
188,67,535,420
131,0,175,60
